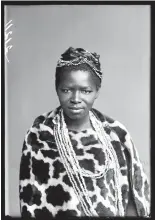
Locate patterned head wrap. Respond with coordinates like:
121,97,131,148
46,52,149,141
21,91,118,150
56,47,103,81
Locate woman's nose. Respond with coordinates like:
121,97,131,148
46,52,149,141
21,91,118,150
70,91,81,104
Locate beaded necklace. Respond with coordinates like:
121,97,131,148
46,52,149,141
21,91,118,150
53,109,124,216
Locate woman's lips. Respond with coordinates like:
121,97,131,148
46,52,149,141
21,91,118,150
68,107,83,114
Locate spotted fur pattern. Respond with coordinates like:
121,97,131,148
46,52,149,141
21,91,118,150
19,107,150,217
68,128,129,216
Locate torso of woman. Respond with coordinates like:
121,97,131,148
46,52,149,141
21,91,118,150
20,109,149,218
20,127,130,218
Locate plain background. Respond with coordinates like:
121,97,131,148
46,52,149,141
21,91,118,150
5,5,150,216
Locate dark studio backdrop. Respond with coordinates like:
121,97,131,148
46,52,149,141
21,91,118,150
4,5,150,217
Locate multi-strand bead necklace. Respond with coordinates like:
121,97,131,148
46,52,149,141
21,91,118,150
53,109,124,216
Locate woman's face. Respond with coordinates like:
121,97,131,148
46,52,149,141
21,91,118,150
57,70,99,121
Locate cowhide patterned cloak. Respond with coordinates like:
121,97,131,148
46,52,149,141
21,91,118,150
19,107,150,218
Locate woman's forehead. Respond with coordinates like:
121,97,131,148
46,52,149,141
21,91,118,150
59,70,97,87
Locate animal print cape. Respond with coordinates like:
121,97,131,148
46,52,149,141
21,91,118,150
19,107,150,218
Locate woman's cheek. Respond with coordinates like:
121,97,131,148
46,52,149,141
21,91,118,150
61,94,71,103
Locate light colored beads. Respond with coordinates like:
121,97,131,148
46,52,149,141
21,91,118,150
53,109,124,216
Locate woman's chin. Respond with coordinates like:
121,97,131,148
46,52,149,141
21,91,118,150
67,114,84,121
64,110,87,121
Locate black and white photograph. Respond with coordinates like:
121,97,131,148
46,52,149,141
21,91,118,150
3,3,151,218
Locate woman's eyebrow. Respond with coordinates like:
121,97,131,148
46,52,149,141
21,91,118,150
60,85,92,89
80,86,92,89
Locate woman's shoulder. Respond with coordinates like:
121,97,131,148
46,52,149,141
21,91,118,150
92,108,114,123
92,108,126,126
92,108,129,143
32,106,61,129
24,108,60,144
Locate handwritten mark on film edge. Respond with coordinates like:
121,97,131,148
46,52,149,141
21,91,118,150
5,20,13,63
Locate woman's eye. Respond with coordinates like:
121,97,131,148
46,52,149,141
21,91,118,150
61,89,70,93
81,90,91,94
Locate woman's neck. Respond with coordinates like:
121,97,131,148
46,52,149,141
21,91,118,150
64,113,92,132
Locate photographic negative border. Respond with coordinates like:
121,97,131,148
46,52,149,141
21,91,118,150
1,1,154,220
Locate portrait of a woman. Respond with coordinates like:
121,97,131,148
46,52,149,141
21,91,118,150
19,47,150,218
